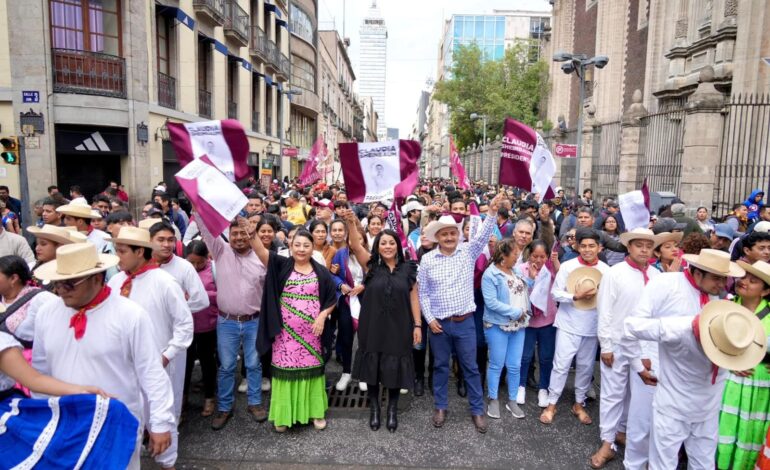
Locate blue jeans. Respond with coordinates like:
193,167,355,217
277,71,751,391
484,324,526,401
519,325,557,390
429,316,484,415
217,316,262,412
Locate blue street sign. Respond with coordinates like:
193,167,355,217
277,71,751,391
22,91,39,103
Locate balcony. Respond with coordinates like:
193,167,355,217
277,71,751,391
193,0,225,25
228,100,238,119
52,49,126,98
276,53,290,81
157,72,176,109
265,39,279,73
251,110,260,132
250,27,268,62
266,116,273,136
223,0,249,46
198,89,212,118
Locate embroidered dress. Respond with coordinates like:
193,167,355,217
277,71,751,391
269,270,328,427
0,332,138,469
716,298,770,470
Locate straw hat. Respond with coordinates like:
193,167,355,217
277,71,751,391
682,249,745,277
27,224,88,245
423,215,462,243
737,260,770,287
56,203,102,219
619,228,658,247
699,299,766,371
566,267,603,310
34,242,119,281
137,218,163,231
655,231,684,247
106,226,154,249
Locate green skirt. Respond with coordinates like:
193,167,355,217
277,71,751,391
268,375,328,427
717,371,770,470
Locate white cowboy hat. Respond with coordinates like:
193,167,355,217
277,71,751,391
34,242,119,281
737,260,770,287
754,221,770,234
655,231,684,247
423,215,462,243
402,200,425,215
27,224,88,245
682,249,745,278
56,203,102,219
137,218,164,231
619,228,659,248
106,226,154,249
566,267,603,310
699,299,766,371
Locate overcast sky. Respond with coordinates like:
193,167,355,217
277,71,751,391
317,0,552,137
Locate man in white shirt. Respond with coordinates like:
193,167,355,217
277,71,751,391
144,219,209,314
620,248,745,469
57,202,110,253
108,226,193,470
624,298,762,469
32,242,175,469
590,228,661,468
0,223,35,265
540,228,610,425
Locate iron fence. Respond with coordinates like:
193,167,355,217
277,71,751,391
590,121,621,200
198,89,212,118
251,110,260,133
157,72,176,109
52,48,126,98
544,129,577,195
637,99,687,194
712,94,770,217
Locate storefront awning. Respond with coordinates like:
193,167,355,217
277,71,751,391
156,5,196,31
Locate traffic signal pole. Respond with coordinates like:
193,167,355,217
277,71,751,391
18,136,30,229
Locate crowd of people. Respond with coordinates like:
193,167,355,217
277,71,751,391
0,177,770,469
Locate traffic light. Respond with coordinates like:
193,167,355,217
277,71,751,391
0,137,18,165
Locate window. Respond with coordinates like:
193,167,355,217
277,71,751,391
50,0,121,55
198,39,210,91
291,55,315,92
289,4,314,44
156,14,170,75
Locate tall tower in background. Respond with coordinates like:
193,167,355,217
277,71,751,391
359,1,388,141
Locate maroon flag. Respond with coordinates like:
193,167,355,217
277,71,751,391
449,135,470,190
299,135,325,186
339,140,421,203
168,119,250,182
499,118,555,201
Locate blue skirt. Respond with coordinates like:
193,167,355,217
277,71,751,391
0,392,139,469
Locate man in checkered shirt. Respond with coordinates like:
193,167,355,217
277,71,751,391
418,193,503,434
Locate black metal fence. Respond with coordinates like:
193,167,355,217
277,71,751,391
591,121,621,200
637,100,687,194
543,129,577,195
712,94,770,217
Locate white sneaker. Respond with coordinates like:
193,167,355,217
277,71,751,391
400,388,408,395
238,378,248,393
335,373,352,391
538,389,549,408
359,382,368,392
586,384,597,400
516,386,526,405
261,377,271,392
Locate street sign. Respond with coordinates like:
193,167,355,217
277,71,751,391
22,91,39,103
554,143,577,158
282,147,298,157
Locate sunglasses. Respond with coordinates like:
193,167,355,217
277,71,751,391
565,235,575,240
53,274,94,292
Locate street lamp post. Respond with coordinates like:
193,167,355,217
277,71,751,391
470,113,487,184
552,52,608,198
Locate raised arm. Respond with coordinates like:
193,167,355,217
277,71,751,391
342,208,371,266
242,216,270,267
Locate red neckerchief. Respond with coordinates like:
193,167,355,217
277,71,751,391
577,256,598,267
691,314,719,384
120,261,158,297
86,225,94,235
683,269,710,308
69,286,111,340
625,257,650,285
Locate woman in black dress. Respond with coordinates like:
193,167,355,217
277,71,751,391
343,209,421,433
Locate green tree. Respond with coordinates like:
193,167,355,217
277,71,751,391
433,42,550,149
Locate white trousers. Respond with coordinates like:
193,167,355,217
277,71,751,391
599,354,630,443
143,352,185,469
547,329,597,405
649,410,718,470
624,371,655,470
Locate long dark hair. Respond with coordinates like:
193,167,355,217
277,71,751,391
365,229,405,282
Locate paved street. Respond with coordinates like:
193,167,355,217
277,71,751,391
144,361,622,470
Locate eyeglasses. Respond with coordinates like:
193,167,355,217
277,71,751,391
565,235,575,240
53,274,94,292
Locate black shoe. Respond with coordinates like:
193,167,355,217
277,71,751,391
414,378,425,397
369,403,381,431
457,378,467,398
386,403,398,433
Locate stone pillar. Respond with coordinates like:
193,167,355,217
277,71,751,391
579,104,598,192
617,89,647,194
678,66,725,215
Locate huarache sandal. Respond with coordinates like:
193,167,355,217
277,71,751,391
539,405,556,424
571,403,592,425
589,444,616,469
